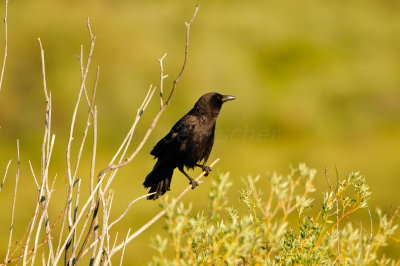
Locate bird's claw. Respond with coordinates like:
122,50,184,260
202,165,212,176
190,179,199,189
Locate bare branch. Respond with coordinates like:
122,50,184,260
72,179,82,252
0,0,8,93
93,189,113,265
5,140,20,263
165,2,199,106
64,19,96,262
2,5,202,265
159,53,168,107
53,172,109,264
23,179,42,264
119,228,130,266
37,39,49,102
110,158,219,256
30,170,57,266
36,38,56,265
71,66,99,184
0,159,11,192
28,160,39,190
102,85,156,192
108,192,156,231
74,200,100,265
66,17,96,187
97,3,200,189
90,79,99,194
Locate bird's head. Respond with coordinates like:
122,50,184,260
193,92,236,115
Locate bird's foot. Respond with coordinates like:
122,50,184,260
190,179,199,189
202,165,212,176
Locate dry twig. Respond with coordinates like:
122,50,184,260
5,140,20,264
97,3,200,181
0,159,12,192
2,4,204,265
0,0,8,93
110,158,220,256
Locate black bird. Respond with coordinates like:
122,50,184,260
143,92,236,200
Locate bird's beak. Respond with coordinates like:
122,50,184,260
221,95,236,103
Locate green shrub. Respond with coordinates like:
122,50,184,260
150,164,399,265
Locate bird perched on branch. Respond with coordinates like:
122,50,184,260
143,92,236,200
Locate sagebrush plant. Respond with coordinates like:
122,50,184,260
150,164,400,265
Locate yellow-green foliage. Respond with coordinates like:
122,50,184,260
150,165,398,265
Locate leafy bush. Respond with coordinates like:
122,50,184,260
150,164,399,265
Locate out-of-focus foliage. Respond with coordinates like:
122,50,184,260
150,165,399,265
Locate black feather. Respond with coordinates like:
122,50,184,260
143,92,235,200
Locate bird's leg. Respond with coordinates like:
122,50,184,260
195,163,212,176
178,166,199,189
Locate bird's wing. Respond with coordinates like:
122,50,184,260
150,114,198,158
202,125,215,163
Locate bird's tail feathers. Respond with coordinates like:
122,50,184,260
143,161,174,200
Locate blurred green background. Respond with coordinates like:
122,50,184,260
1,0,400,264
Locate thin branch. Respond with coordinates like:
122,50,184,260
108,232,119,266
38,38,49,102
97,2,200,185
158,53,168,107
3,199,64,266
55,180,69,256
9,204,38,262
119,228,130,266
67,66,98,261
72,66,98,184
53,171,109,265
165,2,199,106
0,0,8,93
64,19,96,262
74,200,100,265
22,178,42,264
28,160,39,190
102,85,156,193
5,140,20,263
72,179,82,252
30,170,57,266
86,84,155,262
0,159,12,192
79,45,92,111
110,158,219,256
66,17,96,187
93,189,112,266
37,38,56,264
90,78,99,194
90,107,99,264
108,192,156,231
